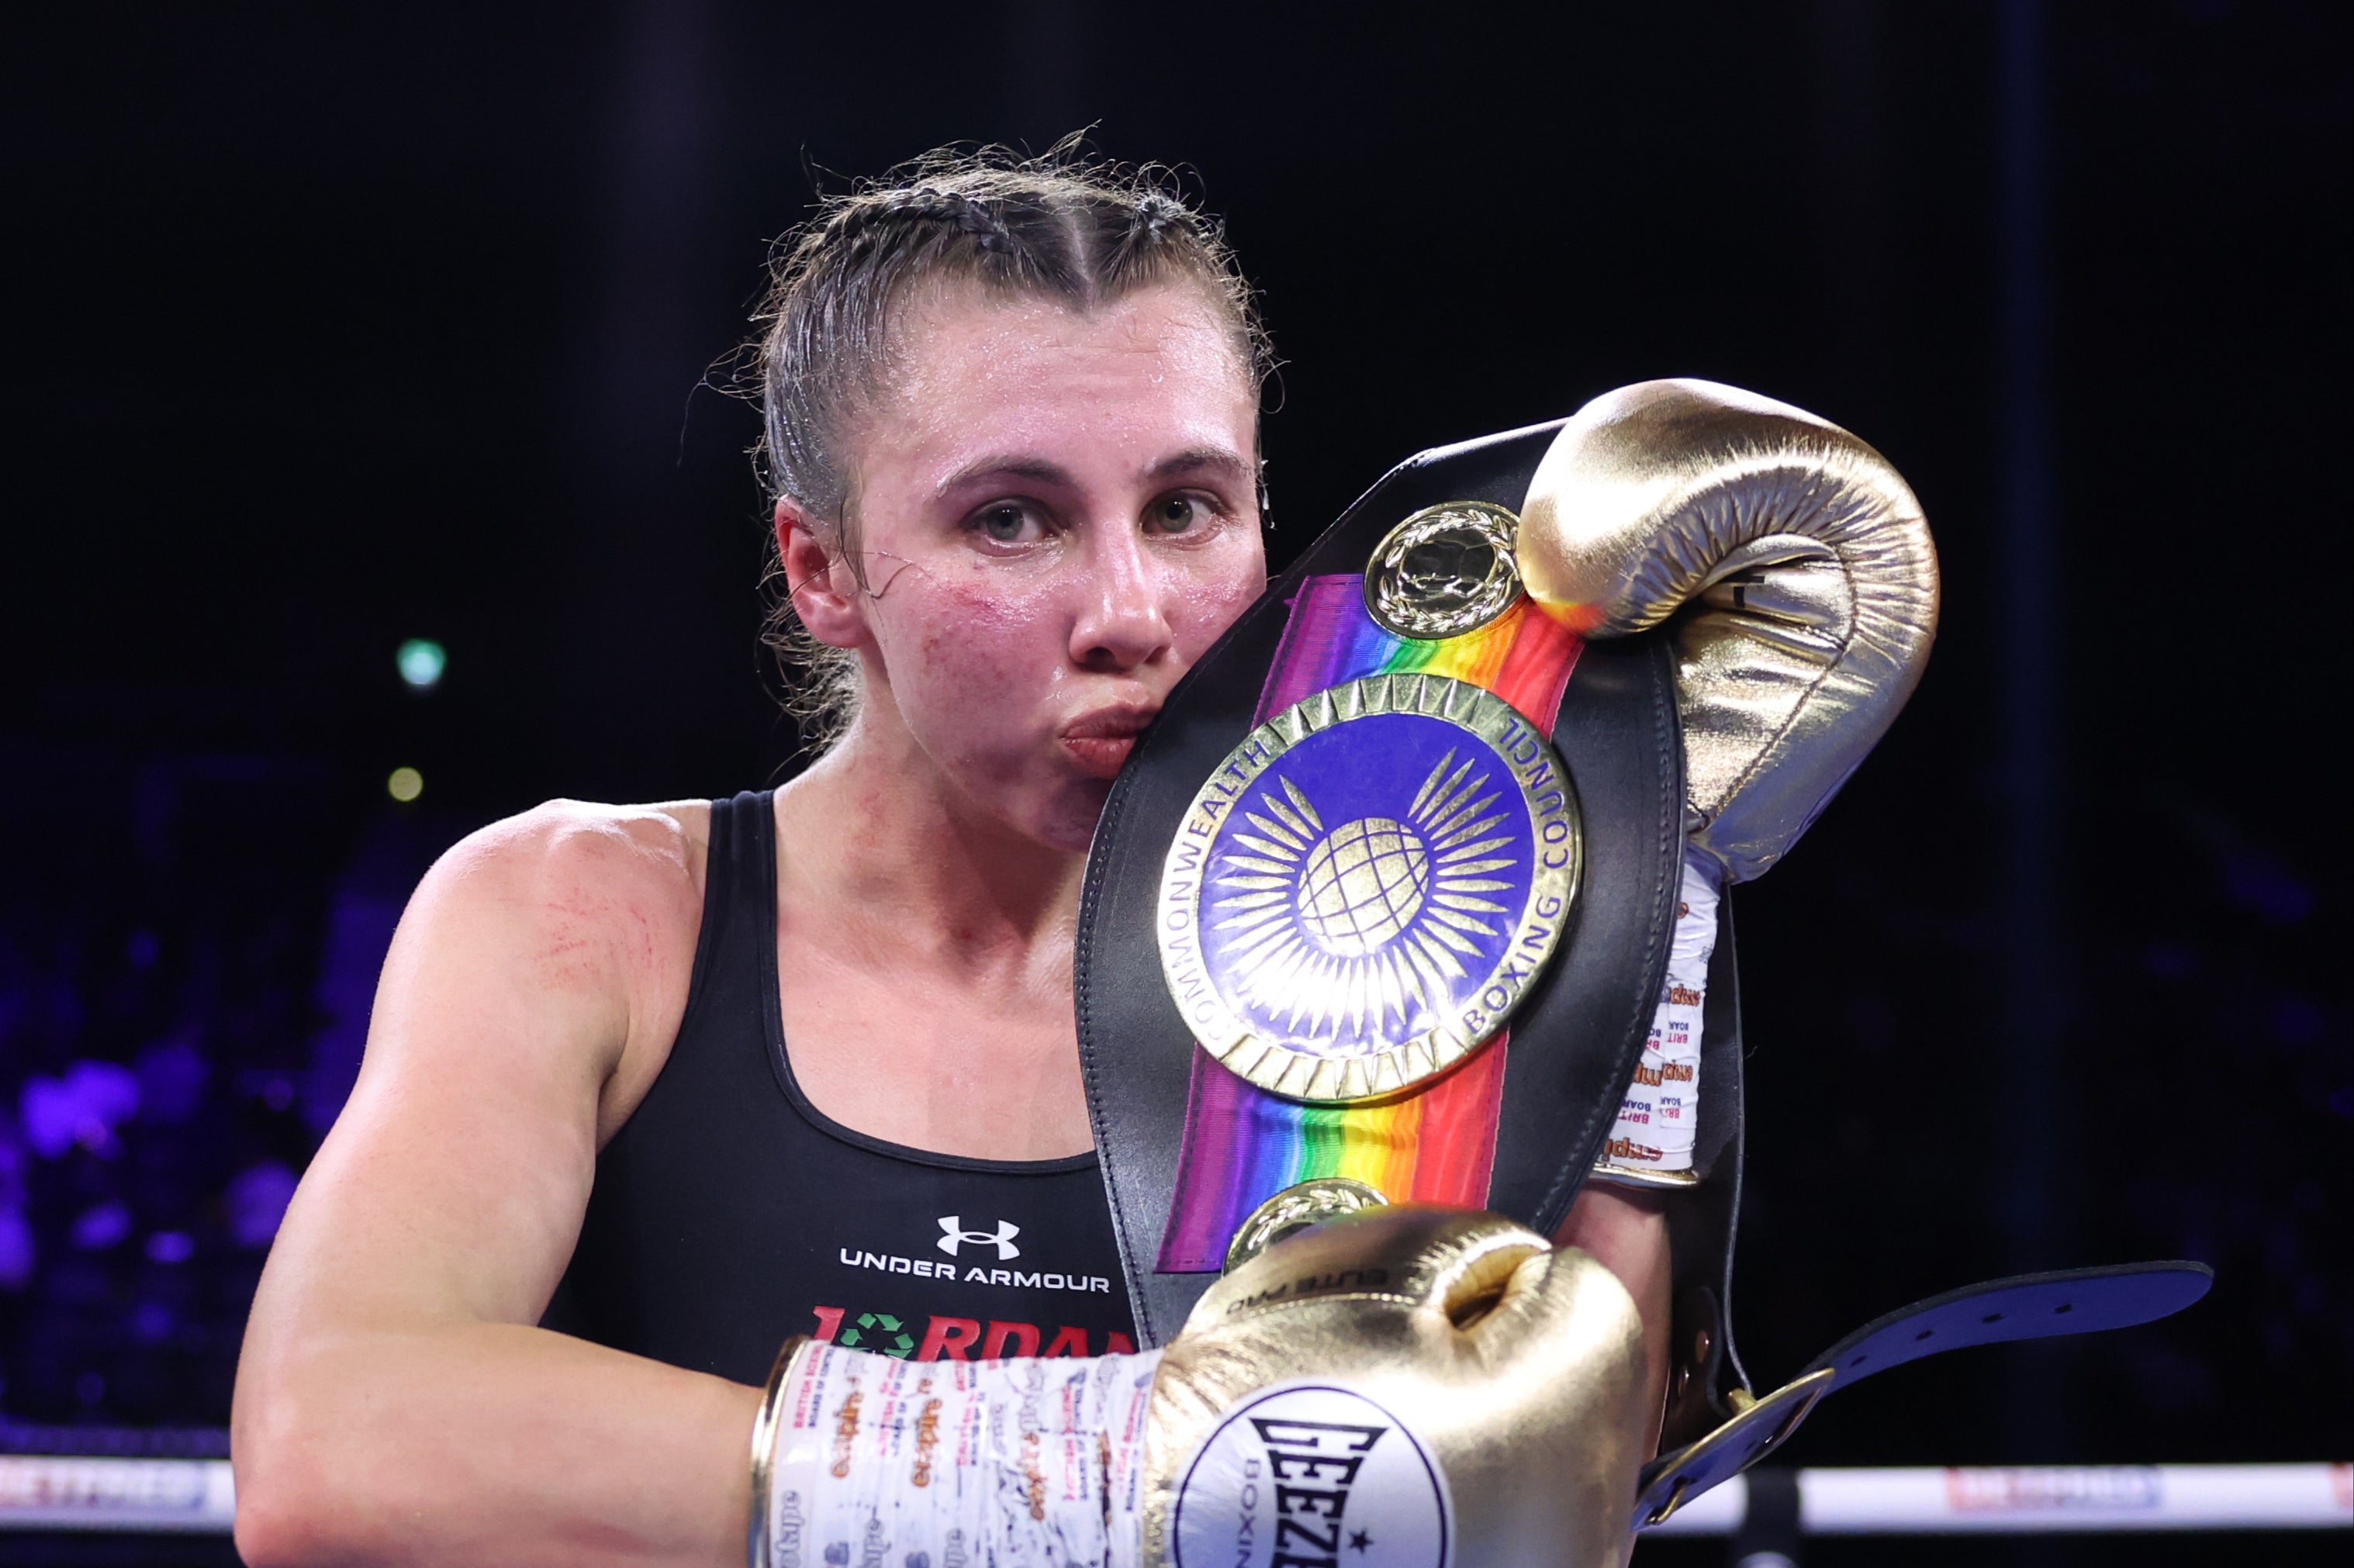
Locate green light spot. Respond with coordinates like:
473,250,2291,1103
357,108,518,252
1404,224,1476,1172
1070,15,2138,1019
397,639,446,689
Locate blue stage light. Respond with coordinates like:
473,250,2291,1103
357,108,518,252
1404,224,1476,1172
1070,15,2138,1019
397,638,446,689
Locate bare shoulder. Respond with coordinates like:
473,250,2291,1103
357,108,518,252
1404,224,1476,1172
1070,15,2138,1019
384,797,713,1139
428,796,707,924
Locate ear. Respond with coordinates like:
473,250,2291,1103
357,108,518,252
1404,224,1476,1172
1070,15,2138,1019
776,497,868,650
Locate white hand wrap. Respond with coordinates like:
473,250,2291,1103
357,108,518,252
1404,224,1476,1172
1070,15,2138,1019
1596,851,1720,1183
755,1343,1160,1568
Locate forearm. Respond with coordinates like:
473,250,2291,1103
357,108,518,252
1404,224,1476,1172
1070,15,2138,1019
1557,1181,1672,1455
233,1320,759,1568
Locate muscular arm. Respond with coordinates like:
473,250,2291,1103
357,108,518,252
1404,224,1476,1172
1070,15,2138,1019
232,803,758,1568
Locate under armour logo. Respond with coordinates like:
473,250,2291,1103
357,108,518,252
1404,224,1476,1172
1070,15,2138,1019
936,1216,1021,1261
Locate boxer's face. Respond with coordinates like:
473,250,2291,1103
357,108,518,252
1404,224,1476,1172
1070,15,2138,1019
791,279,1266,853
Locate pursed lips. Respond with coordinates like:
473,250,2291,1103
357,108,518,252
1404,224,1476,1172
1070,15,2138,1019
1059,707,1158,779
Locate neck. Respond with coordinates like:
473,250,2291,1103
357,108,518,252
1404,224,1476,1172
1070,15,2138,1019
773,702,1087,979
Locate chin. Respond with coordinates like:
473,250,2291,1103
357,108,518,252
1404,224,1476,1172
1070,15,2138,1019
1031,778,1115,855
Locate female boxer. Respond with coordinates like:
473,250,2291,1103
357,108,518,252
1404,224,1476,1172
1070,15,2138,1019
229,150,1670,1566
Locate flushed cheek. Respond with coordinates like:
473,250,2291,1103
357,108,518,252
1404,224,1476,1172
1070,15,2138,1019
886,578,1063,766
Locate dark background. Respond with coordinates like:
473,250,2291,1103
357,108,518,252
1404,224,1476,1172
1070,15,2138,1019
2,1,2346,1563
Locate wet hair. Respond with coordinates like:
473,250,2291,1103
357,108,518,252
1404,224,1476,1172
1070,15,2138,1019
752,140,1274,751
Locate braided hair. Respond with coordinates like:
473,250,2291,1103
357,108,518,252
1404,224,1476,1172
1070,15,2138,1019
752,142,1272,751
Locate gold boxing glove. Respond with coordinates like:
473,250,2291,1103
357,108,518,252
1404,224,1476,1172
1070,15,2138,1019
1143,1203,1651,1568
748,1204,1647,1567
1517,378,1938,883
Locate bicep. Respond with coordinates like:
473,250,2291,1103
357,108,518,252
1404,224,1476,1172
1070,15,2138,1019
253,823,641,1345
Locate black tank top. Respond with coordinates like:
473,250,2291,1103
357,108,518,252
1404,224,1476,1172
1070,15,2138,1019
544,790,1136,1380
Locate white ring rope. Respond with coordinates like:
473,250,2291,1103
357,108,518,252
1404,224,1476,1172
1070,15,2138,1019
0,1456,237,1533
1644,1465,2354,1536
0,1456,2344,1535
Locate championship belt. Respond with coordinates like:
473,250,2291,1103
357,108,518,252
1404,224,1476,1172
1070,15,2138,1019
1077,420,1705,1344
1080,376,2215,1497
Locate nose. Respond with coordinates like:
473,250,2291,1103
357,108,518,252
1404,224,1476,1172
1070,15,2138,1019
1069,524,1175,675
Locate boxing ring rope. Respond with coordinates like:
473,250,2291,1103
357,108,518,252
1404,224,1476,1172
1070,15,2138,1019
0,1455,2344,1536
1641,1464,2353,1536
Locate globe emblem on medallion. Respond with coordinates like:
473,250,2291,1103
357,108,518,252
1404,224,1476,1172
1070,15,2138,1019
1297,816,1429,955
1157,672,1581,1103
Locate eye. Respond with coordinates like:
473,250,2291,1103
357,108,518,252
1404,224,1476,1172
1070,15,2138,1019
970,500,1049,546
1146,492,1221,536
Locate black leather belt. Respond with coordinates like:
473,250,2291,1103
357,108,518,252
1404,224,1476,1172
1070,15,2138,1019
1077,420,1706,1346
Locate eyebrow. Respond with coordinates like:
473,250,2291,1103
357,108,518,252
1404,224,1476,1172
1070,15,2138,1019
935,454,1073,496
1146,445,1253,485
935,444,1253,498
